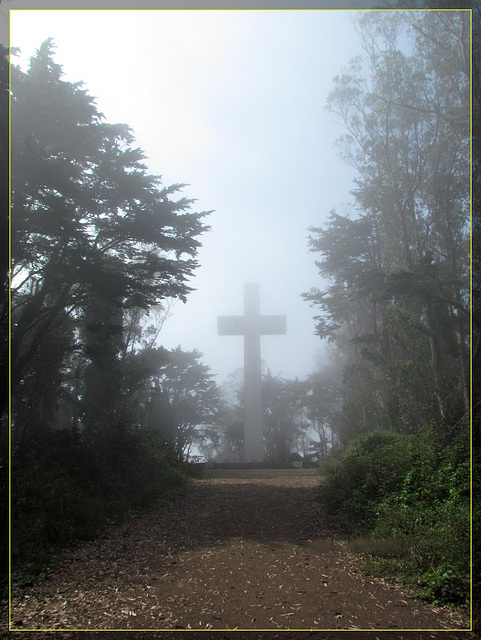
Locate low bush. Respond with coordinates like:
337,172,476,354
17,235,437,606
319,427,470,605
319,431,418,532
12,405,190,588
472,438,481,630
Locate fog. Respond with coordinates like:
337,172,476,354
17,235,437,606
10,8,368,383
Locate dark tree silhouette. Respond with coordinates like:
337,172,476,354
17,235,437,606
10,40,211,445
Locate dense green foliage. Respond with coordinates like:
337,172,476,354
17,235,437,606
320,429,470,605
12,403,189,587
320,431,416,532
473,434,481,621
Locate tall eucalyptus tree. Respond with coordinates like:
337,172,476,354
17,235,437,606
305,11,470,438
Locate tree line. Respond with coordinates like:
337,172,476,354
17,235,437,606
209,366,341,464
304,10,470,441
10,39,212,448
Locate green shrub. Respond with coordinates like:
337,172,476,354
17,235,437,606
319,431,417,532
371,496,470,604
319,427,470,605
12,405,190,587
473,442,481,629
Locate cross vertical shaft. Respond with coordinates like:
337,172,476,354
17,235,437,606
243,284,264,461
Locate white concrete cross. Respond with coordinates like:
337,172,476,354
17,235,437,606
218,283,287,462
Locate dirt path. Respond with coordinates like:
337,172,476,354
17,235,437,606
10,469,471,633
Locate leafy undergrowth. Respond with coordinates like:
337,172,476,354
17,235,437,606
11,418,192,592
318,427,470,607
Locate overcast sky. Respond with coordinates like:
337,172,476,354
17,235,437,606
10,9,369,383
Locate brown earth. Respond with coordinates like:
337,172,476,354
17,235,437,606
6,469,473,638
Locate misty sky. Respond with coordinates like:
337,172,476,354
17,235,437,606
10,9,367,383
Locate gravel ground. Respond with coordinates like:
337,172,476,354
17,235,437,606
7,469,473,637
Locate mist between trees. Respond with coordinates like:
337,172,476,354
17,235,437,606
3,7,477,613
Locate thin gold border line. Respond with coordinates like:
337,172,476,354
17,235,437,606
7,627,473,633
470,5,474,633
7,7,474,12
8,8,12,631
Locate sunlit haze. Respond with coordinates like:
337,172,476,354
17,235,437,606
10,9,364,382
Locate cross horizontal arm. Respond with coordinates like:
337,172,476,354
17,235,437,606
259,315,287,335
218,314,287,336
218,315,245,336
